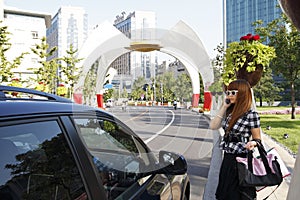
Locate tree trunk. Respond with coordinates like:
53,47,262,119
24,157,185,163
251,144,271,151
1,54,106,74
259,95,263,107
290,81,296,119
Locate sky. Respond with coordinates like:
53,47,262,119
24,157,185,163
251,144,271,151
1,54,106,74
4,0,223,59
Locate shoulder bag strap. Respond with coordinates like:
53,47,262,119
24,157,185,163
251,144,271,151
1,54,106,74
257,142,273,174
247,150,254,173
247,142,272,174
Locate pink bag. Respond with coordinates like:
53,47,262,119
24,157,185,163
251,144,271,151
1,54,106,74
265,147,291,178
236,147,290,177
236,153,277,175
236,147,291,191
257,147,291,192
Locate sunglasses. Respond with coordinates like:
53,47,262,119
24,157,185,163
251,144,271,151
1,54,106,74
226,90,238,96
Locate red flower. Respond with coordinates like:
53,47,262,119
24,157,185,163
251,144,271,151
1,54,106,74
240,36,248,40
240,34,252,41
58,83,65,87
240,34,260,41
251,34,260,41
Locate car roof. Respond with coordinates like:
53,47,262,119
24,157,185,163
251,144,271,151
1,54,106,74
0,101,102,117
0,86,123,128
0,85,72,103
0,85,107,117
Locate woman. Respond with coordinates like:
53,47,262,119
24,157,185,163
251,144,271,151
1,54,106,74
210,79,261,200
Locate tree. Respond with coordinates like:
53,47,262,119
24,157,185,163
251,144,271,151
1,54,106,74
0,21,28,83
253,67,282,106
131,76,146,100
30,37,58,94
83,62,98,104
209,59,224,93
104,88,114,102
254,14,300,119
157,72,176,102
59,44,83,98
146,85,152,101
121,87,128,98
174,73,192,103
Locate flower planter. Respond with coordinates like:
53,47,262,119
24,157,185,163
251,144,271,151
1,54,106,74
216,33,276,86
236,63,263,87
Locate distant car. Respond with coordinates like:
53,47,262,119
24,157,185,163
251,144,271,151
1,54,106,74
0,85,190,200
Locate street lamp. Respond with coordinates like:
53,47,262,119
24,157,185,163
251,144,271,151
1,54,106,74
160,82,163,105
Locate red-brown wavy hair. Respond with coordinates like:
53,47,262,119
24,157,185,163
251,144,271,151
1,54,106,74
226,79,252,134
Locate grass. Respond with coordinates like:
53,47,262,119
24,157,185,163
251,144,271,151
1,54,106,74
256,106,290,111
258,109,300,154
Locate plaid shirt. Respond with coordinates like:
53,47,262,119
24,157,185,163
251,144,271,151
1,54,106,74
219,109,260,154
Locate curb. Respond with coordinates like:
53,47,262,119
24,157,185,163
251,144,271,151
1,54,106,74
203,129,222,200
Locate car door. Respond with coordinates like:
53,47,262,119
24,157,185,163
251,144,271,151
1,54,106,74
72,113,174,200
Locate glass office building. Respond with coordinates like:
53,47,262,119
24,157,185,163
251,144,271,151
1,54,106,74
225,0,282,45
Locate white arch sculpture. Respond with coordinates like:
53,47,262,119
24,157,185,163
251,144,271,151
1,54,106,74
73,20,213,108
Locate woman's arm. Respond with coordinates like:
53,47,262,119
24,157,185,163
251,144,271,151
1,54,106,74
209,97,232,130
245,127,261,150
209,105,227,130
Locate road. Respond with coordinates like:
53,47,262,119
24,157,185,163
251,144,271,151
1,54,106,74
107,106,214,200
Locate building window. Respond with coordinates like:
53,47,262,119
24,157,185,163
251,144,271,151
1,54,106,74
31,31,39,39
31,58,38,64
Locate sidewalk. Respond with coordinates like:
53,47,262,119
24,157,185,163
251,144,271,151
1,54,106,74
257,132,295,199
201,112,296,200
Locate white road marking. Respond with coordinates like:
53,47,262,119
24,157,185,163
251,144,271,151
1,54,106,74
144,110,175,144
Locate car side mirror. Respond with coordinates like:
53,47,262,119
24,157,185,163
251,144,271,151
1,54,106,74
158,150,187,175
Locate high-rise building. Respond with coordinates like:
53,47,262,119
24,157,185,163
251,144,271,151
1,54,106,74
112,11,157,79
47,6,88,60
2,6,51,82
0,0,3,21
224,0,282,45
110,11,157,95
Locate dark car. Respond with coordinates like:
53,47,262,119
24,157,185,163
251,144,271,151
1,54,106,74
0,85,190,200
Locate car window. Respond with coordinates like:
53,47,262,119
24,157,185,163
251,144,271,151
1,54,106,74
0,120,88,200
73,117,152,200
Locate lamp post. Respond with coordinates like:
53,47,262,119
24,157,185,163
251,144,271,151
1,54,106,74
151,84,155,104
145,86,147,101
160,82,163,105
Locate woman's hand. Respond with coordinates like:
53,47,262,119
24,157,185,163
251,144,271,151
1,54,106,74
244,141,257,150
223,97,231,108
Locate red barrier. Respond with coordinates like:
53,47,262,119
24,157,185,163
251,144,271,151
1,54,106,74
96,94,104,108
203,91,212,111
192,93,200,107
73,93,83,104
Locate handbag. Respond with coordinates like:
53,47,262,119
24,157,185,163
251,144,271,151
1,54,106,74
236,142,283,187
255,147,291,192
